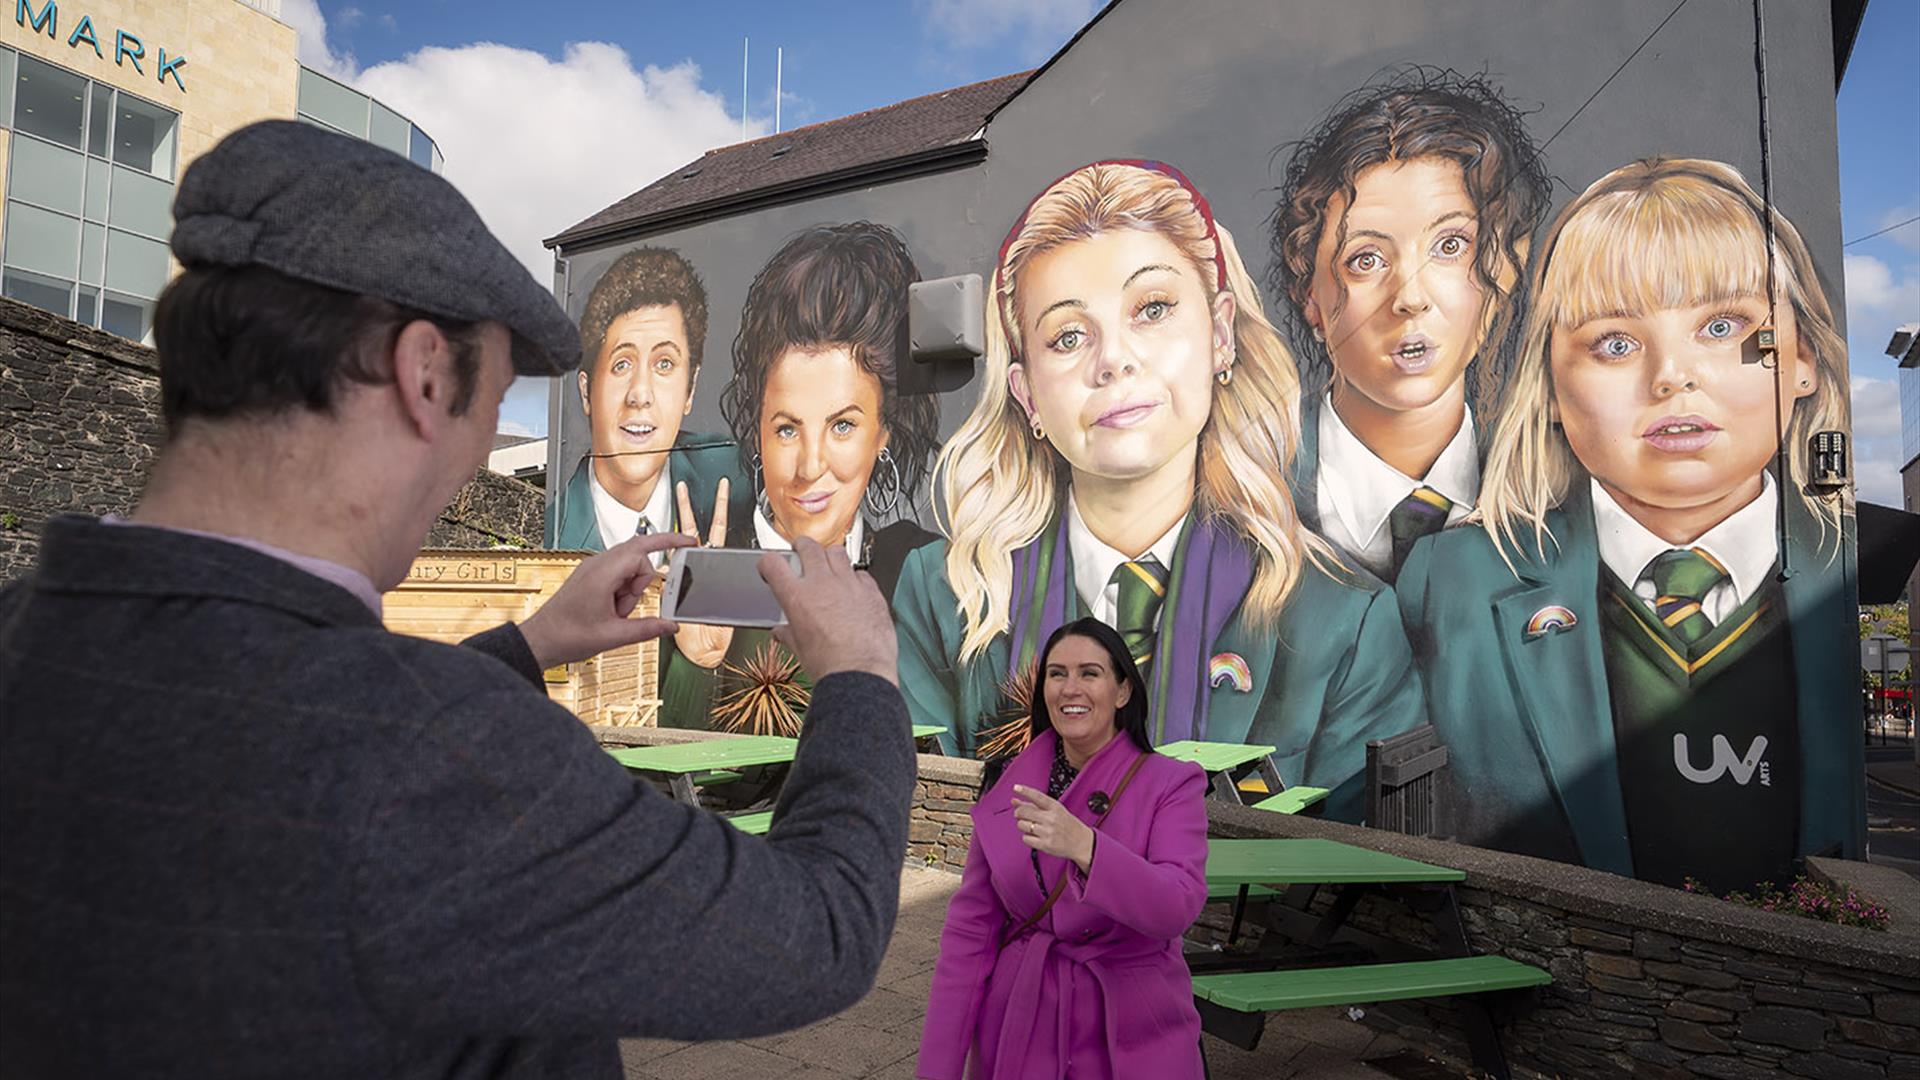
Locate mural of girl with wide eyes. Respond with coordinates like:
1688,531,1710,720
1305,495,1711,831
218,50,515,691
657,222,941,731
1269,69,1551,583
892,160,1423,821
1397,158,1855,893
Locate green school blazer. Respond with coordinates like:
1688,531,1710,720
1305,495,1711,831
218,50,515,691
548,431,751,552
1395,484,1863,874
889,532,1426,822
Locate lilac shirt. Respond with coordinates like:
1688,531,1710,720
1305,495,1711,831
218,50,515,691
100,515,384,617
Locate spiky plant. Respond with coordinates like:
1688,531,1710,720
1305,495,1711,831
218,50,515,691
975,658,1038,761
714,642,810,737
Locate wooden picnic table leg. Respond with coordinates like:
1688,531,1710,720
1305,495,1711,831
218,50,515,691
1400,883,1515,1080
668,774,700,807
1228,885,1250,945
1306,883,1368,948
1208,770,1245,804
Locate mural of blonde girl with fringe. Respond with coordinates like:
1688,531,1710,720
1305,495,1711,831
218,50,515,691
1397,158,1858,892
891,160,1422,820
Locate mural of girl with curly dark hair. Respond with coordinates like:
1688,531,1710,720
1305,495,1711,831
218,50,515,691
658,222,942,730
1269,68,1551,582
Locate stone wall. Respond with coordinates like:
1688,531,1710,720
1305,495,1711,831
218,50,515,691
0,298,164,583
0,296,547,585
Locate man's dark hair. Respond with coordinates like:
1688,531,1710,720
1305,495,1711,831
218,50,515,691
577,247,709,378
1026,617,1154,754
1268,67,1552,413
720,223,938,511
152,264,485,428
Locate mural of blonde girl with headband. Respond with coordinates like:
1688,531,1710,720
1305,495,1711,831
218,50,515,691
1397,158,1857,892
891,160,1423,820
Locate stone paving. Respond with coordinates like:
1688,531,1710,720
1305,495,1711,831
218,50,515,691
618,866,1411,1079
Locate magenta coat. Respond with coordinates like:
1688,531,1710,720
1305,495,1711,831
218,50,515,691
916,730,1210,1080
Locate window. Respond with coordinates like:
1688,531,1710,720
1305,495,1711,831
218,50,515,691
409,123,435,170
108,166,171,239
14,55,85,149
112,94,177,181
370,101,410,156
8,134,84,215
3,54,178,337
297,67,369,137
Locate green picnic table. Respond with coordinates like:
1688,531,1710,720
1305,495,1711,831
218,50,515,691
1192,838,1542,1080
607,736,798,806
1157,741,1326,810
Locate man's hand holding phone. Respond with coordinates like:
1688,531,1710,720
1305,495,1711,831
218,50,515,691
762,540,898,686
519,530,695,670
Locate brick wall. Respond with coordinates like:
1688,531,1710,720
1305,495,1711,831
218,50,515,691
0,297,546,585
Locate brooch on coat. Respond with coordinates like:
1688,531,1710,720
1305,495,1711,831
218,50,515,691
1086,791,1111,815
1208,652,1252,693
1524,605,1579,641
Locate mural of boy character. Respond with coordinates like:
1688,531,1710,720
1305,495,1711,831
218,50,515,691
1270,69,1551,583
659,222,942,730
554,246,748,556
892,160,1422,821
1398,158,1858,892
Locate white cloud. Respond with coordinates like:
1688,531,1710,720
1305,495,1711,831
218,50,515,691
353,42,748,282
279,0,357,81
336,6,365,31
919,0,1096,62
1845,254,1920,334
1882,205,1920,254
1850,374,1908,506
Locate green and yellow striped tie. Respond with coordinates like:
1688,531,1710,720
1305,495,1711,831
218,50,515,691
1109,557,1169,682
1640,548,1730,645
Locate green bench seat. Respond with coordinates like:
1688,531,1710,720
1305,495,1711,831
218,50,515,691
1206,882,1280,902
1193,955,1550,1012
690,770,744,787
725,811,774,835
1250,787,1329,814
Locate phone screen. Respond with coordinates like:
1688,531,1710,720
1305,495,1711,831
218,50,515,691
669,548,794,626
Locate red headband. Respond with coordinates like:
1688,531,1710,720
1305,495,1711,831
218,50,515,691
995,159,1229,294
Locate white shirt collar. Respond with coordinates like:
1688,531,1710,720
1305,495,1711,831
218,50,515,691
589,459,673,552
1315,393,1478,574
1065,490,1186,626
1591,472,1779,608
751,506,866,562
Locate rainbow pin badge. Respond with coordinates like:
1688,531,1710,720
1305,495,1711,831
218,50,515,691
1208,652,1252,693
1524,605,1579,641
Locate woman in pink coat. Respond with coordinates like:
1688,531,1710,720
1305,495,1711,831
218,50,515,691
917,617,1210,1079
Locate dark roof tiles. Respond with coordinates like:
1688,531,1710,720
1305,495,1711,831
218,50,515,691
549,70,1031,248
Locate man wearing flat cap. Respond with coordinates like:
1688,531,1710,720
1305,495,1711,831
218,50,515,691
0,121,914,1078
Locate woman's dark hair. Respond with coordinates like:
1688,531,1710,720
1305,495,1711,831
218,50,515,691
152,264,486,428
1268,67,1552,413
1029,617,1154,754
719,222,939,515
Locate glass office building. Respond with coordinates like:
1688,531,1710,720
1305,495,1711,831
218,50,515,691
1,0,439,343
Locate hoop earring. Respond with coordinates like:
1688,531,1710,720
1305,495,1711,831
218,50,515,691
1311,326,1325,343
863,447,902,517
752,453,772,522
1216,366,1233,387
1031,418,1046,441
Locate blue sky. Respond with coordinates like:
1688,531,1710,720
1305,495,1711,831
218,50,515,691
287,0,1919,504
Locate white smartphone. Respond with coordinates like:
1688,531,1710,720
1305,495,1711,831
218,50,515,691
659,547,801,628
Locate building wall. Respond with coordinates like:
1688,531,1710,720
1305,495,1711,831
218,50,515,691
550,0,1864,892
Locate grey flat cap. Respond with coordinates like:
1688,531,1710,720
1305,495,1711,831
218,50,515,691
171,120,578,375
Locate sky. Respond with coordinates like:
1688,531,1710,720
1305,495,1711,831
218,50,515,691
281,0,1919,505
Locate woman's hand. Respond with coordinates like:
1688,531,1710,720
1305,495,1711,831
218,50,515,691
671,478,735,669
1011,784,1096,873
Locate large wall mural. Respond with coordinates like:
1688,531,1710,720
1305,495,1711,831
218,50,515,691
548,29,1860,896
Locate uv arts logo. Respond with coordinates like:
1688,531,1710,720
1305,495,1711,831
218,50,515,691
1672,734,1769,786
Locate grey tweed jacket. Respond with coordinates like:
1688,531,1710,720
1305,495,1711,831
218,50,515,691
0,516,916,1079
